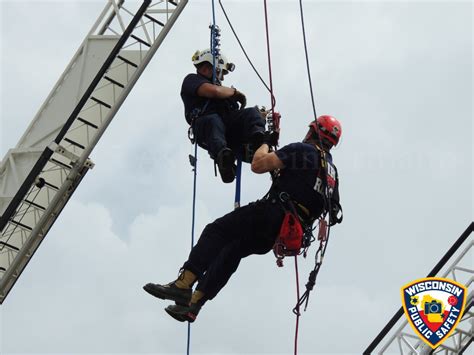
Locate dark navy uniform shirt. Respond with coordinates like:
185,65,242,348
181,73,234,124
275,142,340,219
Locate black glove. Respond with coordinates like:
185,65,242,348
263,130,279,147
232,89,247,109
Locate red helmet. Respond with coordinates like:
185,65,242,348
306,115,342,146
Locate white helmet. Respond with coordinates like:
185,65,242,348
192,49,235,77
192,48,214,66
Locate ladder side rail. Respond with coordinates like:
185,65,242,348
0,149,54,232
54,0,152,145
0,0,152,233
364,223,473,354
66,0,189,172
0,166,90,304
13,1,116,150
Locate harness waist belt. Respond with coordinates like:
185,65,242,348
266,189,312,222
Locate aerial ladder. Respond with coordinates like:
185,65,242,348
364,223,473,354
0,0,188,304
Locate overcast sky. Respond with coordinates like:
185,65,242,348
0,0,472,354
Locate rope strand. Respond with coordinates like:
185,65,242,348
188,0,219,350
211,0,218,84
187,141,198,355
298,0,317,120
218,0,273,97
263,0,276,111
294,256,301,355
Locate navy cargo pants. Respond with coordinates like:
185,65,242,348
193,107,265,159
182,199,284,300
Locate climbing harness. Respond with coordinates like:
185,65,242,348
273,193,304,261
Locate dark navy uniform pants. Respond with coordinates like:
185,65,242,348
183,199,284,300
193,107,265,159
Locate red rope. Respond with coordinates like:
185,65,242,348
294,256,301,355
263,0,276,112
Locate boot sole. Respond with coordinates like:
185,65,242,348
165,305,197,323
217,150,236,183
143,284,190,306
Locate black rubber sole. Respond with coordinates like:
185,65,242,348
165,304,197,323
143,283,190,306
216,149,236,183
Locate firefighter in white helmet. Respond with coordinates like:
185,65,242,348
181,48,265,183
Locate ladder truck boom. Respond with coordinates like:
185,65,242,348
0,0,188,304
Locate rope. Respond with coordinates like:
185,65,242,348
263,0,276,111
187,141,198,355
293,256,301,355
188,0,220,350
297,0,332,252
291,2,335,353
211,0,218,84
219,0,278,209
218,0,274,100
298,0,318,122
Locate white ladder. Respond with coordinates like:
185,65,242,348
0,0,188,304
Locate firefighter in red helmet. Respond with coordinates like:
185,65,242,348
144,115,343,322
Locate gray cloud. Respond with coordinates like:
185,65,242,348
1,0,472,354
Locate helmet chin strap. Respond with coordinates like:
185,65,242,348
303,133,332,151
216,69,224,81
320,138,333,151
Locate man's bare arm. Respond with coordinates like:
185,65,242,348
197,83,235,99
251,144,284,174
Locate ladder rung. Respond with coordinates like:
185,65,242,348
8,220,32,232
0,241,20,251
24,199,46,211
43,180,59,191
50,158,72,170
169,0,178,6
90,96,112,109
104,76,125,88
77,116,99,129
117,55,138,68
131,35,151,48
0,267,6,272
64,137,86,150
144,14,164,27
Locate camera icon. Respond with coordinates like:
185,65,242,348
424,300,442,314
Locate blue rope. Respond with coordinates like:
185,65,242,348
211,0,218,84
187,141,198,355
190,142,198,255
188,1,218,353
234,157,242,209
